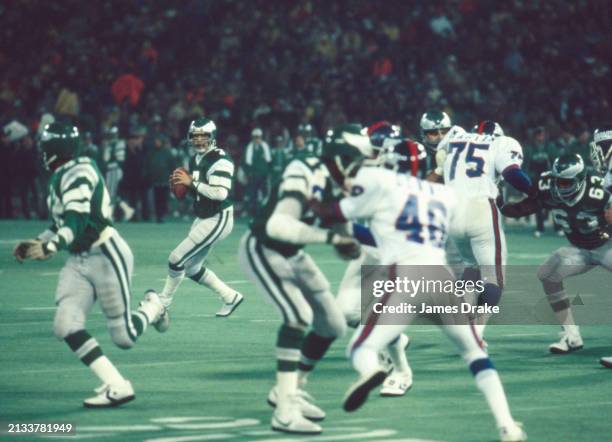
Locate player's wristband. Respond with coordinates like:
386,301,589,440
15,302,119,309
44,241,58,255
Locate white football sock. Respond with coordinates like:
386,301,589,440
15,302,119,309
276,371,298,407
90,356,125,386
387,338,412,375
351,346,382,377
160,274,184,308
474,369,514,428
201,269,235,303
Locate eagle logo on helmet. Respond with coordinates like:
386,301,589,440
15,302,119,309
188,118,217,154
420,110,452,152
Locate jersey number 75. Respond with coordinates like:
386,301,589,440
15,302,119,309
448,142,490,180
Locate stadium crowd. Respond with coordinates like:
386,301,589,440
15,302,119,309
1,0,610,220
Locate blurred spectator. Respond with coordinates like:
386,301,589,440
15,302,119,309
241,128,271,216
145,134,176,223
0,121,28,218
12,133,40,219
270,135,289,186
0,1,610,220
524,127,555,236
81,131,99,162
54,86,80,121
572,126,592,162
122,125,149,221
101,126,134,221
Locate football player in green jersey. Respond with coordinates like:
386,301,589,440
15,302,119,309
500,153,612,365
420,110,452,180
157,118,243,330
13,122,165,408
237,126,361,434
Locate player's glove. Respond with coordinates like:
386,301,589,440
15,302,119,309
13,240,56,263
327,231,361,260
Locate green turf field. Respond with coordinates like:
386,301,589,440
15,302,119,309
1,219,611,442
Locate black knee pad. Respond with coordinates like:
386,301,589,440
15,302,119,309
188,266,206,282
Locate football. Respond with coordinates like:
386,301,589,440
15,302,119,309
172,167,189,200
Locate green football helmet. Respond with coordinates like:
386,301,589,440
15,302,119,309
551,153,587,206
39,122,81,170
188,118,217,154
420,110,452,152
321,123,372,186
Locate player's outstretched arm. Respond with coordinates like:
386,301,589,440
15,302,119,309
499,196,540,218
266,197,357,251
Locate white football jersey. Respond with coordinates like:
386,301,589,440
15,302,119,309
339,166,455,265
439,126,524,199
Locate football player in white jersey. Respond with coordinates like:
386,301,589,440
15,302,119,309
591,125,612,192
437,121,535,338
333,122,424,397
312,130,526,442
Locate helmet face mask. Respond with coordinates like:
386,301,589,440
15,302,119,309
321,124,370,188
380,141,426,176
364,121,401,151
420,110,452,151
188,118,217,154
590,126,612,174
551,154,587,206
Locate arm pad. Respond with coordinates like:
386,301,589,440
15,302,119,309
194,182,229,201
266,197,329,244
309,200,347,224
351,223,377,247
502,166,534,196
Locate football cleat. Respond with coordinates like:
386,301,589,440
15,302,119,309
599,357,612,368
138,290,165,327
271,395,322,434
154,308,170,333
84,380,135,408
380,370,413,397
499,421,527,442
216,293,244,317
267,386,325,421
549,331,583,354
343,370,387,412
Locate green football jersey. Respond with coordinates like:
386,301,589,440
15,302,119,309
188,148,234,218
537,172,611,249
46,157,113,253
250,155,333,256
